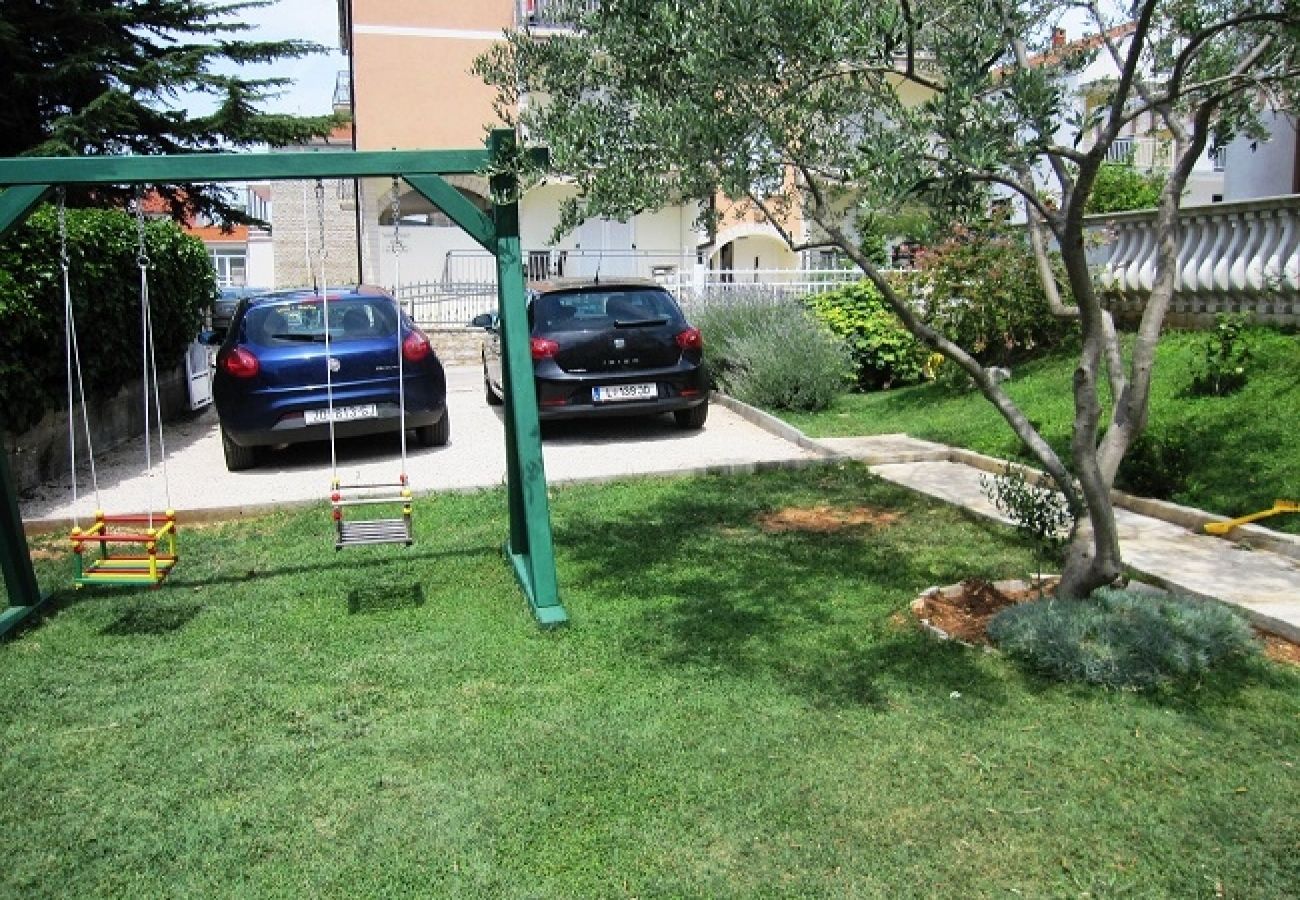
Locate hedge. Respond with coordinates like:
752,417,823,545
0,205,214,434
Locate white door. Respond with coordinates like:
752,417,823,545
574,217,635,278
185,341,213,410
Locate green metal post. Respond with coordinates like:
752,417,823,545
489,130,566,627
0,185,51,241
0,419,51,640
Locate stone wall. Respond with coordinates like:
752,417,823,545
5,365,190,496
271,178,361,289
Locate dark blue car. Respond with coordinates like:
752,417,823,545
211,286,448,471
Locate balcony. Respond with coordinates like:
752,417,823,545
519,0,599,29
1103,136,1175,170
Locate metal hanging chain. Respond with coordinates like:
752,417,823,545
316,179,338,483
390,177,408,477
134,187,171,529
59,188,100,525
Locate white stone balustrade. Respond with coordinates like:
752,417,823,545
1087,194,1300,325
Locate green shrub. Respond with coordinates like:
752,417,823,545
804,280,927,390
914,225,1074,367
692,294,851,411
988,588,1258,689
1085,161,1166,214
1188,313,1256,397
979,463,1078,585
0,205,214,434
1115,428,1194,500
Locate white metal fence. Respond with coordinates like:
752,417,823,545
394,248,873,328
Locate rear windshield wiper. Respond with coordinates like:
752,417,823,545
268,333,323,342
614,317,669,328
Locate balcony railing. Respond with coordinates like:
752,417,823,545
1087,194,1300,325
518,0,599,29
1104,136,1175,170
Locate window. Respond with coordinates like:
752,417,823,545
209,247,247,287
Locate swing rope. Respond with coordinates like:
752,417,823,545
60,189,100,526
390,177,409,480
315,180,339,483
133,189,171,528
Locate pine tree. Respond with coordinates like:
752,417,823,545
0,0,341,225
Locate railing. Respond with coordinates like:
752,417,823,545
1088,194,1300,324
1104,136,1175,170
518,0,599,28
396,248,871,327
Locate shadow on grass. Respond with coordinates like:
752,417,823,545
347,580,426,615
555,467,1022,711
168,544,492,589
101,601,203,636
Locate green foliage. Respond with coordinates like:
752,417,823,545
0,206,213,434
805,281,927,390
988,588,1259,689
915,226,1074,367
1085,162,1168,214
691,295,851,411
1189,313,1256,397
1115,430,1194,500
0,0,338,225
980,463,1078,583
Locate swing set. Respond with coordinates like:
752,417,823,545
0,130,568,637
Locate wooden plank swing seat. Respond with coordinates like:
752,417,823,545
331,477,413,549
70,511,178,587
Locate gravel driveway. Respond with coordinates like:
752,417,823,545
21,365,821,526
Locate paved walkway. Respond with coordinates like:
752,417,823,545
820,435,1300,642
20,366,822,527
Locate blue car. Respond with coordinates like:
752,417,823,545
211,286,449,471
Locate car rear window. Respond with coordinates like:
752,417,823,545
533,288,684,332
243,297,398,346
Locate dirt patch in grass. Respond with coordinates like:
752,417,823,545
757,504,900,534
1259,631,1300,667
910,578,1300,667
911,578,1051,645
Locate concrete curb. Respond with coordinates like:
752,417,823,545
711,393,848,459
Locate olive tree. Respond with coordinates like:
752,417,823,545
477,0,1300,598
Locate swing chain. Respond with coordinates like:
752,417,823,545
314,179,328,260
389,177,404,254
132,186,151,269
56,187,70,272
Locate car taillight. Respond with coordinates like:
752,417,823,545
218,347,260,379
402,328,432,363
530,337,560,360
675,327,703,351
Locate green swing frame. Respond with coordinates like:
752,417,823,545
0,129,568,636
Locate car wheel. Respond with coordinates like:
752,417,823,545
674,400,709,430
484,362,503,406
416,410,450,447
221,426,259,471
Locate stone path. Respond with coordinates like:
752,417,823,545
821,435,1300,642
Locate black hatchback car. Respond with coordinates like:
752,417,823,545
472,280,709,429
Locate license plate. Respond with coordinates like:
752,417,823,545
304,404,378,425
593,382,656,403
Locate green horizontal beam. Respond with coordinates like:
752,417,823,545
0,149,494,186
403,174,496,252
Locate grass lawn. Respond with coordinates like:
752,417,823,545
3,466,1298,897
779,329,1300,531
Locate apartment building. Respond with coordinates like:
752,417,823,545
336,0,801,293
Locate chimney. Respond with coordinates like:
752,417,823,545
1052,28,1067,49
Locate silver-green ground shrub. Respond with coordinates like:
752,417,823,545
692,294,851,411
987,588,1258,690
